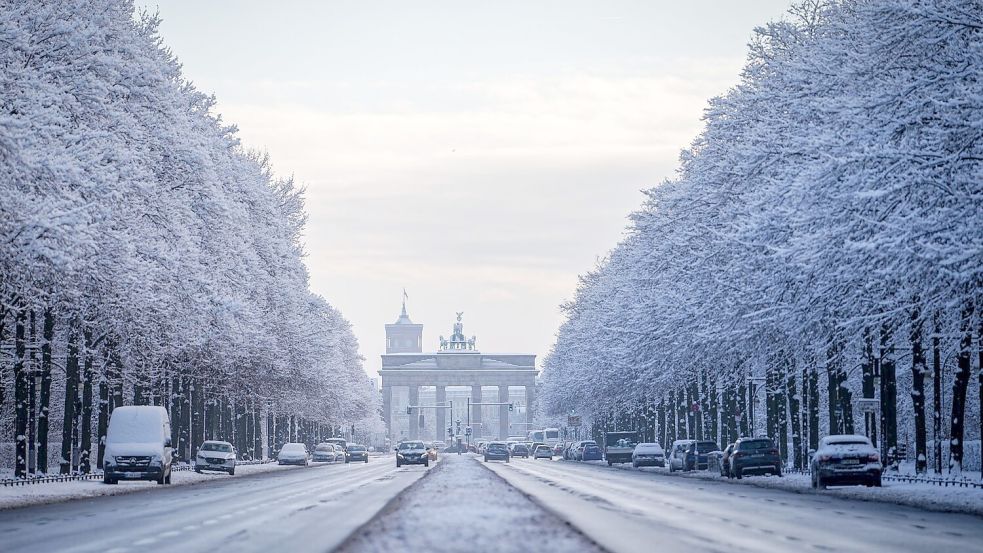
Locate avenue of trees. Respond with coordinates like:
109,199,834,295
0,0,379,477
540,0,983,475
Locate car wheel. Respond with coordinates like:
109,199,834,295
775,465,782,477
195,467,202,474
874,476,882,487
103,474,117,485
735,468,743,480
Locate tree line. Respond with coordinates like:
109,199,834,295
540,0,982,475
0,0,379,477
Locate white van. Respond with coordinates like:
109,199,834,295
103,405,174,485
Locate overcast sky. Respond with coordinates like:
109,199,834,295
136,0,792,380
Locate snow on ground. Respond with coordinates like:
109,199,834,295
0,461,315,511
337,454,605,553
598,461,983,517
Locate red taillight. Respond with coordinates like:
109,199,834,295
867,454,880,463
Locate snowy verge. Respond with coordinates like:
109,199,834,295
593,461,983,517
0,461,322,511
336,454,605,553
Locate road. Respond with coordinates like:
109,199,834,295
485,458,983,553
0,460,427,553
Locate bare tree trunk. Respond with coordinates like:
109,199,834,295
949,308,973,475
60,320,80,474
910,310,928,473
808,361,819,451
862,330,877,446
79,328,94,474
37,309,54,474
787,358,802,469
14,308,28,478
28,310,37,474
880,326,898,461
932,316,942,474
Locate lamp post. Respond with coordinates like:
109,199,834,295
747,376,766,437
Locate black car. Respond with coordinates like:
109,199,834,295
730,437,782,478
346,443,369,463
396,441,429,467
510,443,530,458
484,442,510,463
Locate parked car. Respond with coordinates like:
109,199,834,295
581,442,603,461
313,442,340,462
484,442,510,463
730,437,782,478
195,440,236,475
668,440,695,472
553,442,566,456
510,443,530,458
572,440,598,461
720,443,735,477
563,441,577,460
668,439,718,472
346,443,369,463
631,442,665,468
103,406,174,485
533,444,553,459
811,435,881,489
278,442,311,466
396,440,429,467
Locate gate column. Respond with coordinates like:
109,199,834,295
498,385,510,440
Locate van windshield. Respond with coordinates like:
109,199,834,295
108,408,163,443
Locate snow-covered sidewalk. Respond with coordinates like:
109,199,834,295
337,454,605,553
604,462,983,517
0,461,305,511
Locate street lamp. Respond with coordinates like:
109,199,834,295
747,376,766,437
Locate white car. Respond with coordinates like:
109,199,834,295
533,444,553,459
631,442,665,468
811,435,882,489
195,440,236,475
312,443,341,462
278,442,310,466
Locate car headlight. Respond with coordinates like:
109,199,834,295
150,455,162,465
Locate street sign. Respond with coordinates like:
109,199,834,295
858,398,879,413
567,415,581,427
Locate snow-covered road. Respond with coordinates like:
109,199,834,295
485,458,983,553
0,459,428,553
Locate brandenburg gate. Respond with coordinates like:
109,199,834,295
379,302,537,442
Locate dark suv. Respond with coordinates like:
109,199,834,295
730,437,782,478
484,442,510,463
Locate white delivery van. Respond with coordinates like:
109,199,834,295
103,405,173,485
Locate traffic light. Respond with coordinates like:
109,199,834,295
509,403,514,412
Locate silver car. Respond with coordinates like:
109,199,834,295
195,440,236,475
